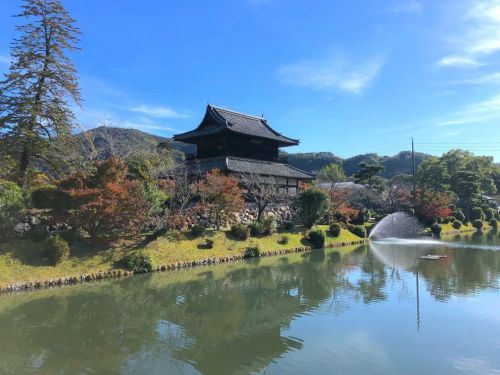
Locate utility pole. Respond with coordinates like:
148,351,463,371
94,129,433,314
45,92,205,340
412,137,416,203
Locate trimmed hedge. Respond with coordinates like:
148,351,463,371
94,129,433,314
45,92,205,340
277,235,289,245
349,225,367,238
329,223,341,237
490,219,498,229
470,207,484,221
190,224,206,237
244,244,260,258
249,221,265,237
123,251,156,273
430,223,442,236
452,220,462,230
230,224,249,240
472,219,483,231
308,228,326,248
46,235,70,265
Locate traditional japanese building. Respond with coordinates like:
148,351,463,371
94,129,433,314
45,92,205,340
174,105,314,194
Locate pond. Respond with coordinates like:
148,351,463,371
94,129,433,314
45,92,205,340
0,232,499,374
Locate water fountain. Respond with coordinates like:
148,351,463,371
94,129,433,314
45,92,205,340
369,212,422,241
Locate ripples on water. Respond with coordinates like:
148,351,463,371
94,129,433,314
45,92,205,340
0,232,499,374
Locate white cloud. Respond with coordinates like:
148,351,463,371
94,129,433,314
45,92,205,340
438,1,500,67
437,94,500,126
390,0,423,14
130,104,188,119
450,357,500,375
278,53,384,95
438,56,480,67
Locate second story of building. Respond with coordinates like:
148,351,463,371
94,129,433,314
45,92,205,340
173,105,299,162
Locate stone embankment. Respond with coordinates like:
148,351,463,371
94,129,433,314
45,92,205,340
0,239,368,294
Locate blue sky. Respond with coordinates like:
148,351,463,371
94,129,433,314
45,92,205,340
1,0,500,160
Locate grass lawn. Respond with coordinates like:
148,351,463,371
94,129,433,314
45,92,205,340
441,221,492,235
0,226,364,288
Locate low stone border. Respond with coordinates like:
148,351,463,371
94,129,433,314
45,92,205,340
0,239,368,295
441,228,477,236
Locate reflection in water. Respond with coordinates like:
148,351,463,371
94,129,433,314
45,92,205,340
0,232,499,374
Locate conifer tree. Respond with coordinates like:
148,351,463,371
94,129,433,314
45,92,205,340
0,0,81,186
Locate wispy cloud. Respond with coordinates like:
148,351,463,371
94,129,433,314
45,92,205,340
278,53,384,95
450,357,500,375
438,56,480,68
130,104,188,119
389,0,423,14
438,1,500,67
437,94,500,126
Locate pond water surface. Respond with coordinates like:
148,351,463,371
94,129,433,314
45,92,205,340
1,232,500,374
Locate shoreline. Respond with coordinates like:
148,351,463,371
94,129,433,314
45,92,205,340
0,239,368,295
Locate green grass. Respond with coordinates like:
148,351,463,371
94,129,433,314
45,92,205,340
0,226,365,287
440,221,491,235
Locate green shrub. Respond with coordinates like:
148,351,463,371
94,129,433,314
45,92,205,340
277,235,289,245
249,221,265,236
244,244,260,258
349,225,367,238
0,180,26,238
230,224,249,240
46,235,70,265
430,223,442,236
308,228,326,248
490,219,498,229
329,223,342,237
452,209,466,223
472,219,483,231
262,216,277,236
485,208,497,221
190,224,206,237
470,207,484,221
123,251,156,273
29,226,49,241
282,221,295,231
297,188,329,228
203,238,214,249
144,182,168,217
452,220,462,230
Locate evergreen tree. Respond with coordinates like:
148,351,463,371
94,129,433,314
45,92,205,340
0,0,81,186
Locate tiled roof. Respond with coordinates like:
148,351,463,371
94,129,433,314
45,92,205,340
174,105,299,146
187,156,315,180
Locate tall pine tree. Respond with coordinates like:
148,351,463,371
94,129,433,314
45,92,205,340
0,0,81,186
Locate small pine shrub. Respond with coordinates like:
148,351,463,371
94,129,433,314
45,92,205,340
430,223,442,236
230,224,249,240
470,207,484,221
308,228,326,248
490,218,498,229
249,221,265,236
244,244,260,258
472,219,483,231
485,208,497,221
277,235,289,245
452,220,462,230
123,251,156,273
191,224,206,237
282,221,295,231
452,209,466,223
329,223,342,237
350,225,367,238
262,216,277,236
46,235,70,265
29,226,49,241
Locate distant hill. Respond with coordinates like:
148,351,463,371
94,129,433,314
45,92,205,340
77,126,194,160
284,150,430,178
76,127,430,178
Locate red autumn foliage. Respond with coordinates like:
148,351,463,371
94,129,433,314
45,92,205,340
323,187,359,222
56,158,148,239
196,169,244,229
415,189,453,223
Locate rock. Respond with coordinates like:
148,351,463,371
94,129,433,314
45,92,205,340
13,222,31,238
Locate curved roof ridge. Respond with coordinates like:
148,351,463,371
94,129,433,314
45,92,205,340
209,104,263,120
